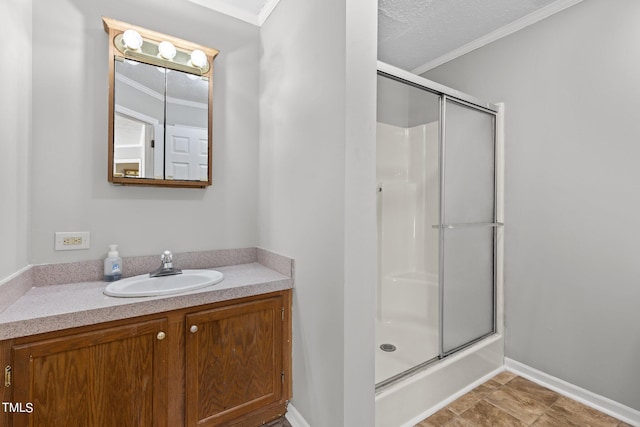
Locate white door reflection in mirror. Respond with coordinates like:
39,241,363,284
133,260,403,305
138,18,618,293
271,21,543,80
165,68,208,181
165,125,208,181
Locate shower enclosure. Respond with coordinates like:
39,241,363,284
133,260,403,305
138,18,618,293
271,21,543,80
375,61,504,427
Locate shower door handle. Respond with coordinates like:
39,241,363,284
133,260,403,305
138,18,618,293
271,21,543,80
432,222,504,229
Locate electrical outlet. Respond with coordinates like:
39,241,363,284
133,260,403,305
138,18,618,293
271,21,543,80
63,237,82,245
55,232,91,251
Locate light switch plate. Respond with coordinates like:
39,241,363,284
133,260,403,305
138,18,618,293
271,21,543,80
55,232,91,251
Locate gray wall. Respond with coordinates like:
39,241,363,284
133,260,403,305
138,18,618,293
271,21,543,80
30,0,260,264
424,0,640,410
259,0,377,425
0,0,31,280
377,75,440,128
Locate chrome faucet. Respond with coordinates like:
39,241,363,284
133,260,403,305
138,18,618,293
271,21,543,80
149,250,183,277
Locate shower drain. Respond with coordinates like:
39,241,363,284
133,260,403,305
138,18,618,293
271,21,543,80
380,343,397,352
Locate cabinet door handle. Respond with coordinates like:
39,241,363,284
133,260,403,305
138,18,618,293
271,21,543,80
5,365,11,387
190,325,198,334
157,331,166,340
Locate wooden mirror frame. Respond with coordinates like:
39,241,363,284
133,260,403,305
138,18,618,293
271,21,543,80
103,17,219,188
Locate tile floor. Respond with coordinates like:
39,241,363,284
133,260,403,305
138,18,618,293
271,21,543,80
416,371,632,427
267,416,292,427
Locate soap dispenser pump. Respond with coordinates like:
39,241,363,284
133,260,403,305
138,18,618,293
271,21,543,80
104,244,123,282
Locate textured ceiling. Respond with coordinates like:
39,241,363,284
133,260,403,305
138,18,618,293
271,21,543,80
379,0,579,73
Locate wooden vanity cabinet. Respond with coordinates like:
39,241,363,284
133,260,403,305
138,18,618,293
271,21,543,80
10,318,169,427
185,295,286,427
4,290,292,427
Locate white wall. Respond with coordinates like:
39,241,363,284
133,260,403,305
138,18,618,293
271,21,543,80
30,0,260,264
343,1,377,425
424,0,640,410
259,0,377,425
0,0,31,280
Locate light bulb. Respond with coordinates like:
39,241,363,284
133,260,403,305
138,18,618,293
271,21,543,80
158,41,176,60
190,50,207,69
122,29,143,50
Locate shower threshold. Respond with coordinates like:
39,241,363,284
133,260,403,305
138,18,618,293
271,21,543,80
375,332,497,393
375,334,503,427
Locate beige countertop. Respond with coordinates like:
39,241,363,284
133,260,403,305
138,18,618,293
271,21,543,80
0,249,294,341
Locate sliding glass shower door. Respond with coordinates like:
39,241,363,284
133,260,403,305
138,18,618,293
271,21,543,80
439,97,498,356
376,65,500,388
375,74,442,385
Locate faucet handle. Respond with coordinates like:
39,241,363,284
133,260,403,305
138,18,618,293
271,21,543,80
161,250,173,265
149,250,181,277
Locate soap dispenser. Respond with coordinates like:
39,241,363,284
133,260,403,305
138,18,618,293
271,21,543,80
104,244,123,282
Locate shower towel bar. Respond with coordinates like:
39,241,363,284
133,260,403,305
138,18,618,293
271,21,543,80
432,222,504,229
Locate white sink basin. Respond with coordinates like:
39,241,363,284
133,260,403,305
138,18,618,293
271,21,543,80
104,269,224,297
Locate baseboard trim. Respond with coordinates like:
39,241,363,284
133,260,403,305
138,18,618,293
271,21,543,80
286,403,311,427
505,358,640,427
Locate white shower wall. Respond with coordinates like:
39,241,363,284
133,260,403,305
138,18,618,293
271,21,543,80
377,120,439,295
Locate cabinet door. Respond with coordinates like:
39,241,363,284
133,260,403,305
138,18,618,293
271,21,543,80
185,296,283,426
11,319,168,427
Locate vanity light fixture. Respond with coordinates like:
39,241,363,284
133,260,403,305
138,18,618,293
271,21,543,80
105,17,217,76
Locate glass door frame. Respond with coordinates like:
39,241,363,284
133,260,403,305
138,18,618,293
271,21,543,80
438,95,501,358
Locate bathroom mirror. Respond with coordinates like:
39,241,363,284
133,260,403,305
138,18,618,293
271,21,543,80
104,18,219,188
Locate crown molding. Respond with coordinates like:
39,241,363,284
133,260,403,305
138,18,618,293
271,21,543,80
115,73,207,110
412,0,584,75
257,0,281,26
188,0,281,27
